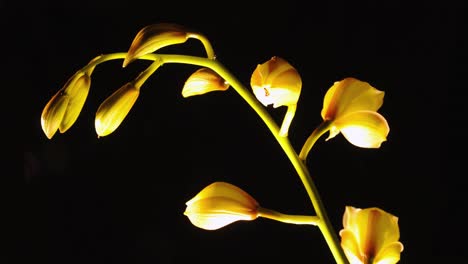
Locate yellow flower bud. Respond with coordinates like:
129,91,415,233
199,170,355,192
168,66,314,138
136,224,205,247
339,206,404,264
123,23,189,67
95,82,139,137
184,182,259,230
181,68,229,98
250,56,302,108
321,78,389,148
41,72,91,139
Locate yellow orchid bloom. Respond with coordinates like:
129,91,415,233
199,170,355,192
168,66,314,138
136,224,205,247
250,56,302,108
340,206,404,264
184,182,259,230
41,72,91,139
321,77,389,148
181,67,229,98
95,82,139,137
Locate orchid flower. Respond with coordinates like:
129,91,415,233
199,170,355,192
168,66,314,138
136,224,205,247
340,206,404,264
321,77,389,148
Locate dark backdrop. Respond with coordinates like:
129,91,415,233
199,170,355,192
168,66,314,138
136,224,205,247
10,1,463,263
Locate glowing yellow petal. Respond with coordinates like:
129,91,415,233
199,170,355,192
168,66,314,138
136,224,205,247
334,111,389,148
123,23,189,67
181,68,229,98
95,83,139,137
59,73,91,133
321,78,384,121
41,90,69,139
186,182,258,209
340,229,365,264
184,182,259,230
251,56,302,108
374,242,404,264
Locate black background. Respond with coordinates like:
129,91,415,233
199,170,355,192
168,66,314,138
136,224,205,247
10,1,464,263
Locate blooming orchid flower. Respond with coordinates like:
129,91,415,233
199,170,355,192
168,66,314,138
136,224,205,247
250,56,302,108
184,182,259,230
339,206,404,264
321,77,389,148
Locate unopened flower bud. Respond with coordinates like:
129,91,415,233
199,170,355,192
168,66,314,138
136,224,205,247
123,23,189,67
184,182,259,230
181,68,229,98
95,82,139,137
41,72,91,139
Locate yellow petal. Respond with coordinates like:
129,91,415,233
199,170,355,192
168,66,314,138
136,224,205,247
186,182,258,209
340,229,365,264
374,242,404,264
123,23,189,67
59,73,91,133
41,90,69,139
95,83,139,137
333,111,389,148
251,56,302,108
321,78,384,121
181,68,229,98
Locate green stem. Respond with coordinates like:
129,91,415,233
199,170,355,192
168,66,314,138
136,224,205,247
279,104,297,137
258,207,319,225
133,58,163,89
299,120,332,162
187,32,216,60
77,52,348,264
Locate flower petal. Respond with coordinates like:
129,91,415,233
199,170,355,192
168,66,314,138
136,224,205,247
321,78,384,121
186,182,258,209
251,56,301,107
334,111,389,148
59,73,91,133
41,90,69,139
374,241,404,264
340,229,365,264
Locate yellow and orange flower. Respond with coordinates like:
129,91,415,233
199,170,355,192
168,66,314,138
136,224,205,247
250,56,302,108
339,206,404,264
184,182,259,230
321,78,389,148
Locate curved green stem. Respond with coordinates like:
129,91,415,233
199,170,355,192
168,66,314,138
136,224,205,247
76,52,348,264
299,120,332,162
133,58,163,89
188,32,216,60
258,207,319,225
279,104,297,137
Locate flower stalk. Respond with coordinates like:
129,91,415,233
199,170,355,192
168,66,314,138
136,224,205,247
43,23,397,263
